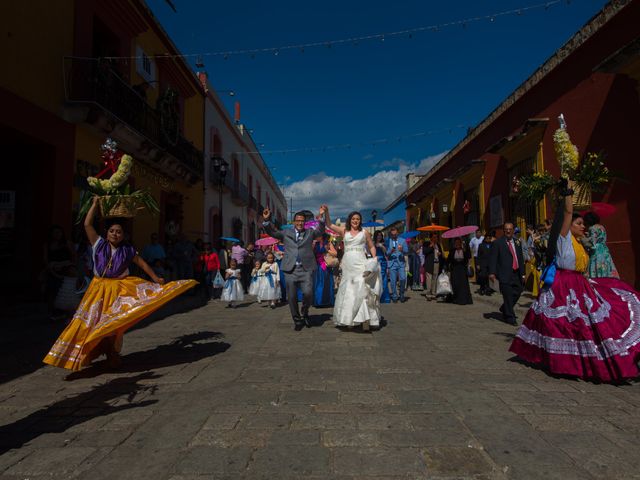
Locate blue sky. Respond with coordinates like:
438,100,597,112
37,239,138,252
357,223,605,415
147,0,606,217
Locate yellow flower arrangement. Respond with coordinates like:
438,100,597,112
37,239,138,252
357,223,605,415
553,128,579,178
77,142,158,222
87,154,133,193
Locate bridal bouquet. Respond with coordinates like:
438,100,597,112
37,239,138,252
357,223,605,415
77,139,159,221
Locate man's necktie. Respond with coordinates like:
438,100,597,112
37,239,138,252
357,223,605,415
508,240,518,270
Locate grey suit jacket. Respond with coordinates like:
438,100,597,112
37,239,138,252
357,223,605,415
263,221,325,273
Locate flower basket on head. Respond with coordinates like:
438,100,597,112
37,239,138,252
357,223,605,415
569,180,592,211
76,139,160,222
99,195,139,218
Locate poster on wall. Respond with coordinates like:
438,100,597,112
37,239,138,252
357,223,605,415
489,195,504,227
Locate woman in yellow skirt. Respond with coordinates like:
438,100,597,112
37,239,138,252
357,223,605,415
43,197,197,371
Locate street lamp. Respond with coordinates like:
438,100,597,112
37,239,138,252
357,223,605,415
211,155,229,239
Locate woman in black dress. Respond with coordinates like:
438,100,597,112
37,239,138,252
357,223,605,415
446,238,473,305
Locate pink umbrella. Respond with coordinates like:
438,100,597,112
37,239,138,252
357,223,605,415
441,225,479,239
255,236,279,247
580,202,616,219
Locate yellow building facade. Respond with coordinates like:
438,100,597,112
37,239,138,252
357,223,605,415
0,0,205,293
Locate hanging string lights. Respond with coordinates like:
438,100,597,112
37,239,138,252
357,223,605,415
93,0,567,62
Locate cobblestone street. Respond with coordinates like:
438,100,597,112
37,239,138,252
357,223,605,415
2,291,640,479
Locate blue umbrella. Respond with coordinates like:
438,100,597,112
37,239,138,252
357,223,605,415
362,221,386,228
399,230,421,239
220,237,241,243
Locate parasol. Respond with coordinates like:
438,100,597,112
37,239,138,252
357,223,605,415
417,224,449,232
441,225,479,239
580,202,616,219
399,230,421,239
219,237,241,243
255,236,279,247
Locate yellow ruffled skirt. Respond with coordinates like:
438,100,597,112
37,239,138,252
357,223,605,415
43,276,197,371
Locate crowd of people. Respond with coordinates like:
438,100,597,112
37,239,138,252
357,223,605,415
41,190,638,384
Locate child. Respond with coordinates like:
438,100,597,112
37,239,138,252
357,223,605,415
249,260,263,300
221,258,243,308
257,252,281,309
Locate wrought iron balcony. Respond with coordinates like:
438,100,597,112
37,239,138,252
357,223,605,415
64,57,203,181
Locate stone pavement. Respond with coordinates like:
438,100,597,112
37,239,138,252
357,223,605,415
1,289,640,480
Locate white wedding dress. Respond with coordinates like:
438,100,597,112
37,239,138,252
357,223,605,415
333,231,382,327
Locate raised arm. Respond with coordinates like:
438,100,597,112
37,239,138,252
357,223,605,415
261,208,284,240
559,193,573,238
84,196,100,246
322,205,345,237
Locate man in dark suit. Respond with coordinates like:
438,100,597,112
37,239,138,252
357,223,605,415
262,207,325,330
489,222,525,325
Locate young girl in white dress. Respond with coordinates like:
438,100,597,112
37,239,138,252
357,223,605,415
221,258,244,308
257,252,281,308
249,260,263,300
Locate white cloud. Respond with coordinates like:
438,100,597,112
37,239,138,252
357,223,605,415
285,152,446,218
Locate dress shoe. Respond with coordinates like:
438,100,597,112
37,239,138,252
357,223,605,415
303,314,312,328
508,319,518,326
293,316,304,331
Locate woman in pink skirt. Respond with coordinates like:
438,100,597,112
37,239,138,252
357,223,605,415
509,187,640,382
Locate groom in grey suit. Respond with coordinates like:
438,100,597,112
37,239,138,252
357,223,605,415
262,207,325,330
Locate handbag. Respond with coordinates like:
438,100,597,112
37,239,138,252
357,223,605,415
540,258,557,289
467,265,475,278
435,271,452,296
212,271,225,288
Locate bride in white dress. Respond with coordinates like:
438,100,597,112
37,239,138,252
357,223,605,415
322,207,382,330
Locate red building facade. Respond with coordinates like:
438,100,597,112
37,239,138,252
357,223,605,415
407,0,640,288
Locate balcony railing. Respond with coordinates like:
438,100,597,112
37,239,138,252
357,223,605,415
231,181,250,206
64,57,203,178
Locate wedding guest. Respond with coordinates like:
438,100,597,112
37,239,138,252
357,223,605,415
476,232,494,295
447,238,473,305
423,233,444,301
583,212,619,279
222,258,244,308
200,242,220,300
258,252,281,309
468,229,484,282
386,228,406,303
408,239,422,291
232,242,249,292
374,231,391,303
489,222,525,325
174,234,198,280
249,260,263,299
313,235,336,307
